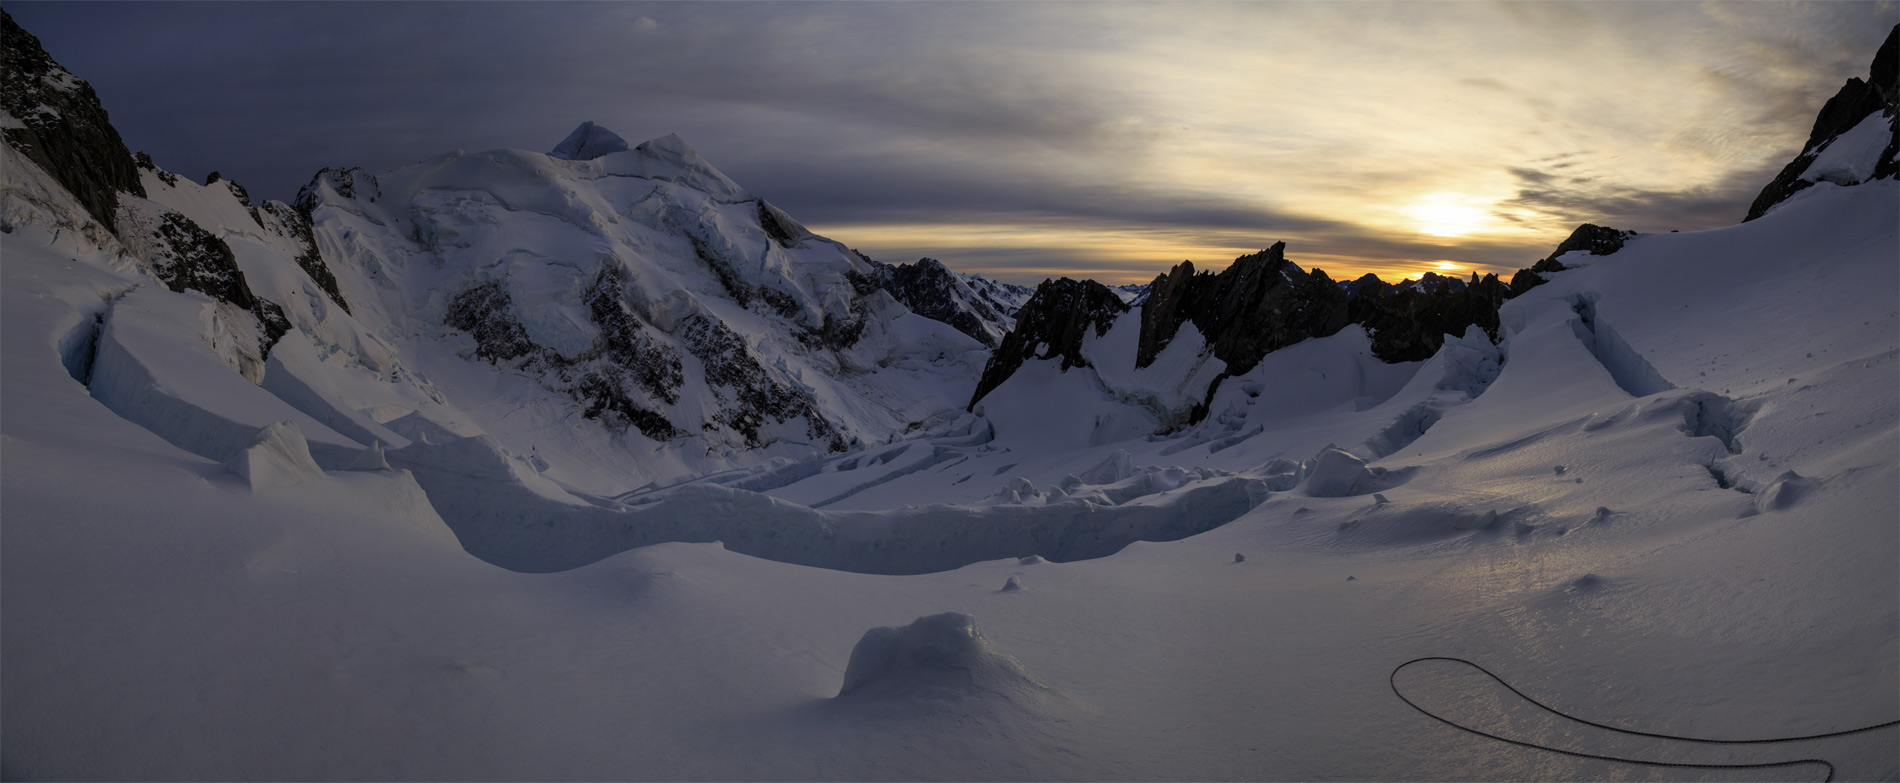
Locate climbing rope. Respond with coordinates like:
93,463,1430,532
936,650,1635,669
1390,656,1900,782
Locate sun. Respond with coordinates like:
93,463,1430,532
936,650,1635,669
1405,193,1490,238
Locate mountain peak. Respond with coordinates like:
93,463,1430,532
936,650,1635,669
637,132,696,159
549,121,630,161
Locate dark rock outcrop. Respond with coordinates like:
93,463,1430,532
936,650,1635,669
145,211,289,357
1506,223,1635,296
969,277,1128,408
152,213,255,309
1136,243,1348,375
0,7,144,233
755,199,809,249
1745,25,1898,221
968,236,1621,415
1543,223,1635,261
1349,271,1510,362
681,313,846,451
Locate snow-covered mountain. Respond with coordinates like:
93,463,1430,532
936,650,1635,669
1108,281,1152,304
290,123,997,489
873,256,1030,348
3,9,1896,781
2,6,998,494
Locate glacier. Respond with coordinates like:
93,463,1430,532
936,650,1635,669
2,10,1896,781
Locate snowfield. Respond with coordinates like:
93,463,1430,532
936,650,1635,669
4,171,1895,778
2,14,1897,776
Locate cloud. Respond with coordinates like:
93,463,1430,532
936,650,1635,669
1497,159,1783,234
5,1,1891,288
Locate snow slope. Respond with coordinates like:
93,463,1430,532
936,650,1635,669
7,169,1893,779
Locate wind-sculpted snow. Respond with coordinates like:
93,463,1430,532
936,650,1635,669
1303,445,1409,497
86,288,366,466
393,432,1262,575
224,421,327,492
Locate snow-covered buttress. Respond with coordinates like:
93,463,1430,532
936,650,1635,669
1745,24,1898,221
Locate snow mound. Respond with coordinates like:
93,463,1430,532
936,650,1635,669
223,421,324,491
548,121,630,161
836,612,1046,700
1304,445,1395,497
1754,470,1815,513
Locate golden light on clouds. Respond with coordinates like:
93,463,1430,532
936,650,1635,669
1404,194,1493,238
786,3,1893,286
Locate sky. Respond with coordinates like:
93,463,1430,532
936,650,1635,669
9,2,1893,286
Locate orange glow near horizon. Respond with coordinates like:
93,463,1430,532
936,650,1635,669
813,220,1522,288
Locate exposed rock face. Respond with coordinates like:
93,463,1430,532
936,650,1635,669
151,213,254,308
1137,243,1348,375
755,199,809,249
1544,223,1635,261
970,240,1581,414
444,270,686,442
139,211,290,357
1745,25,1898,221
1349,271,1510,362
879,257,1018,347
1507,223,1636,296
680,312,848,451
969,277,1128,408
0,7,144,233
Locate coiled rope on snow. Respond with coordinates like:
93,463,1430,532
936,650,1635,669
1390,657,1900,782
